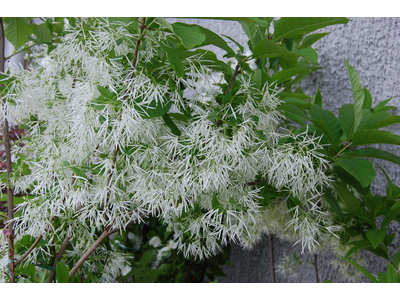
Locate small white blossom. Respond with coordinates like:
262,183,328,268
149,236,162,248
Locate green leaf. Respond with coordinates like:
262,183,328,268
135,100,173,119
250,69,263,90
169,113,190,122
314,88,322,107
162,114,181,136
378,272,388,283
373,98,393,113
387,183,400,201
70,275,80,283
346,240,373,258
352,129,400,147
16,263,36,280
309,119,337,147
56,262,70,283
299,32,330,49
270,68,309,85
382,206,400,227
363,88,372,108
278,92,311,99
32,23,52,43
172,23,234,56
283,98,312,108
339,104,356,140
367,116,400,130
337,255,378,283
3,196,26,207
386,263,399,283
155,17,173,31
383,233,396,247
345,59,364,133
71,167,88,180
160,44,185,78
3,17,33,49
140,250,153,265
260,185,279,207
334,158,375,188
97,85,116,100
222,34,244,54
365,111,392,129
345,147,400,166
183,49,232,74
334,181,361,211
252,39,300,60
277,103,309,125
240,22,263,50
366,228,388,249
273,17,349,42
310,104,342,148
292,47,318,64
211,193,223,213
323,189,343,221
158,263,171,275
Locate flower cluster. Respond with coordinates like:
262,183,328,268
0,17,337,281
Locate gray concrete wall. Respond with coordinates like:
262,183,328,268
168,18,400,282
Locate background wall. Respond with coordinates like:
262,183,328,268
168,17,400,282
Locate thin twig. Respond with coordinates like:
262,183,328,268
68,228,112,280
131,18,146,74
47,223,76,283
14,234,42,267
4,42,39,60
69,211,148,280
224,63,241,96
314,253,319,283
269,234,276,283
1,17,15,283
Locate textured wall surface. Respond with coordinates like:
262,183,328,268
168,18,400,282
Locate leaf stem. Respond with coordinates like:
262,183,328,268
4,42,39,61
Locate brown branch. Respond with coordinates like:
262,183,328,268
14,234,42,267
269,234,276,283
47,223,76,283
314,253,319,283
131,18,146,73
224,63,241,96
68,228,112,280
1,17,15,283
68,211,148,280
